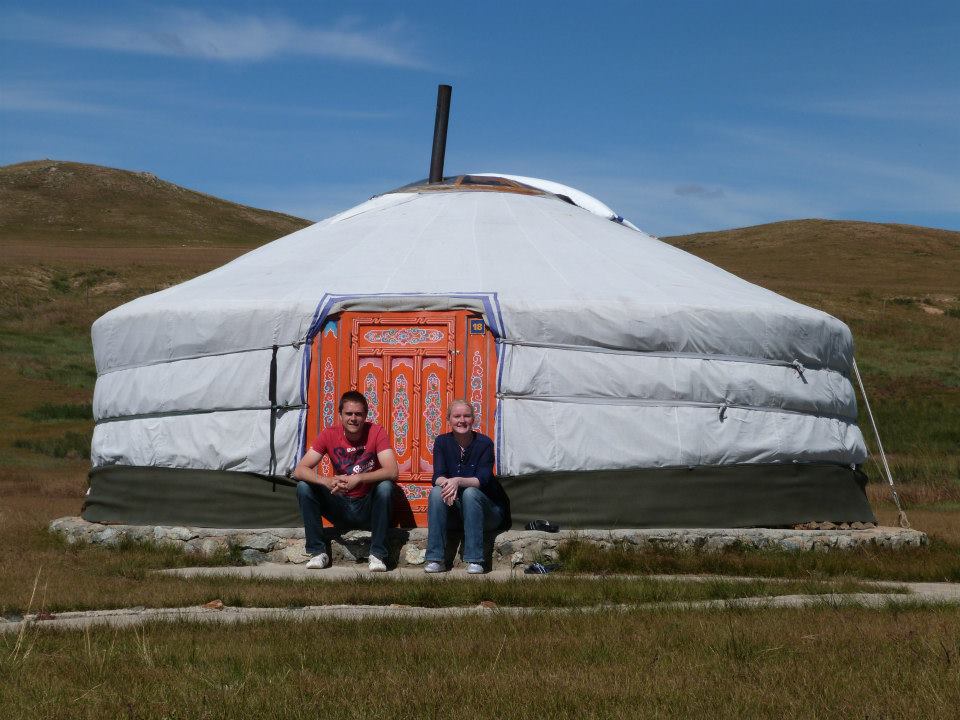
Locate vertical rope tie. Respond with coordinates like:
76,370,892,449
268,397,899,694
852,357,910,529
268,344,279,491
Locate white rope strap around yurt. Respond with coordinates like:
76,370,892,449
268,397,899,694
852,357,910,529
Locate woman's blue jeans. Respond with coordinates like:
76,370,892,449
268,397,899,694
426,485,504,565
296,480,394,561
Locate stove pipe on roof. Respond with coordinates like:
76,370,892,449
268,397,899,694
429,84,452,184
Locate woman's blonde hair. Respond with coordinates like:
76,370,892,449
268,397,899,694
446,398,474,419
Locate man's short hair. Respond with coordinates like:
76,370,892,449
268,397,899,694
339,390,369,415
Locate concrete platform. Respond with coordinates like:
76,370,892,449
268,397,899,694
4,575,959,635
160,564,535,581
50,516,928,569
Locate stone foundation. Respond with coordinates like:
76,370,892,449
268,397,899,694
49,517,928,568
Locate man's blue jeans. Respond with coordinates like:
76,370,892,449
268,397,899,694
426,486,504,565
296,480,394,561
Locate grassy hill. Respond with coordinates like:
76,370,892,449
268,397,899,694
664,219,959,297
0,164,957,503
0,159,310,248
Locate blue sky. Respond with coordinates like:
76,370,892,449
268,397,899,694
2,1,958,236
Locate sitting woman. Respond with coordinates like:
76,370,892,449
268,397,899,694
425,399,511,574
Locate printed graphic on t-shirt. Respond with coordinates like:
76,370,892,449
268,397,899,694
330,446,377,476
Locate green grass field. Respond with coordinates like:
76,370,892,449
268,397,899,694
4,609,960,719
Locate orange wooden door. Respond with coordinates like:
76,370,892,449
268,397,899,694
304,310,498,527
346,313,453,524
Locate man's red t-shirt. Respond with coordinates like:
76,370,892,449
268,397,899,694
310,422,391,499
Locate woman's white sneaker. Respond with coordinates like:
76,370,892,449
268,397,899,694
466,563,485,574
305,553,330,569
368,555,387,572
424,561,445,574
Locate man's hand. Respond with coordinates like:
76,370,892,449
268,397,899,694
317,475,338,492
331,475,362,495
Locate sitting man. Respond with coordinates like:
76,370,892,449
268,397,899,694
293,390,398,572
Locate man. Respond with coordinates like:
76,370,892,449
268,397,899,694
293,390,398,572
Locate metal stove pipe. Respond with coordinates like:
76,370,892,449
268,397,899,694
429,84,452,183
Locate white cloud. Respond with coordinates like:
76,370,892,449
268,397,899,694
2,10,423,67
673,183,725,199
713,125,960,212
791,90,960,125
588,178,828,237
0,86,113,114
0,76,398,122
181,97,398,120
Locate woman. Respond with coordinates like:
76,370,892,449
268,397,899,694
424,399,511,574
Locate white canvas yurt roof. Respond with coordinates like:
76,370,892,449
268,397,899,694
86,175,873,528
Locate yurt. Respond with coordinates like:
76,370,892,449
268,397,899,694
85,167,874,530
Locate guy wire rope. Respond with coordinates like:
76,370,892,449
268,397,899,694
852,357,910,528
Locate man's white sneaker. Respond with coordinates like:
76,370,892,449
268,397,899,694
466,563,485,575
368,555,387,572
424,561,445,574
305,553,330,569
